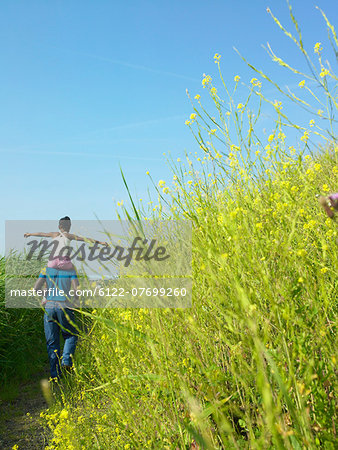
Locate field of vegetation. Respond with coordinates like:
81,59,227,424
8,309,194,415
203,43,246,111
1,4,337,449
0,257,47,396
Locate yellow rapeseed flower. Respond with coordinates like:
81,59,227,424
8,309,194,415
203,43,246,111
274,100,282,110
158,180,166,188
214,53,221,61
314,42,322,54
185,120,191,126
237,103,244,110
190,113,196,120
202,74,212,87
194,94,201,100
298,80,305,88
210,87,217,95
250,78,261,87
320,68,329,78
59,409,69,420
234,75,240,82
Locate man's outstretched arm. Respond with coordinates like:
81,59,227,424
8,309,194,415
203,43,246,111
65,232,108,246
24,232,59,238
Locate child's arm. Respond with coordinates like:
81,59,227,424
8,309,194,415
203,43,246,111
65,232,108,246
24,232,59,238
318,196,335,218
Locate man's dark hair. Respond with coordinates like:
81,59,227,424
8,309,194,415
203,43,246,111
59,216,71,232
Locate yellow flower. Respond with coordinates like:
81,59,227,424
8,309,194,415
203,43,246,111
177,158,181,162
320,68,329,78
158,180,166,188
185,120,191,126
300,131,309,143
190,113,196,120
274,100,282,110
317,109,323,116
59,409,69,420
309,119,315,127
237,103,244,110
214,53,221,61
210,87,217,95
146,171,149,175
202,74,212,87
234,75,240,82
322,184,329,192
117,200,124,207
314,42,322,54
268,134,274,143
298,80,305,88
194,94,201,100
298,277,304,283
255,222,263,230
250,78,261,87
320,267,328,274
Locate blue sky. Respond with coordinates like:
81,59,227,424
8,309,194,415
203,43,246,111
1,0,337,252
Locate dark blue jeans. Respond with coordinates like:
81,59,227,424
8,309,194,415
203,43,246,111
44,302,78,378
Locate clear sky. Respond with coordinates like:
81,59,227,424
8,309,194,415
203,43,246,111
1,0,337,252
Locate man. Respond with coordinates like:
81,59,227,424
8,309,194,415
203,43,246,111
34,266,80,379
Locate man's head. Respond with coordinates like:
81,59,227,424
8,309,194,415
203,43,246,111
59,216,71,232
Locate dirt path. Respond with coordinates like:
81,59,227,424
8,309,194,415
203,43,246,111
0,369,50,450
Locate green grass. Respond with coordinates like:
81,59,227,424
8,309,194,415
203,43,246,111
0,257,47,396
42,146,337,449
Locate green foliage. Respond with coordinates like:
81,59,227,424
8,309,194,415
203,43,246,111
0,257,46,392
38,4,338,449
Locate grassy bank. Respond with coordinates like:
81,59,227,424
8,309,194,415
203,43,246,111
43,144,337,449
43,6,337,448
0,257,47,399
